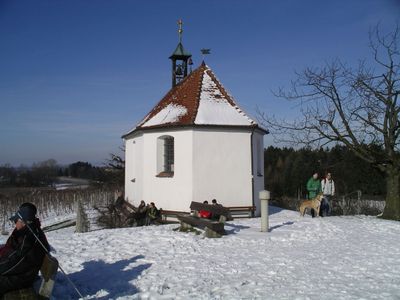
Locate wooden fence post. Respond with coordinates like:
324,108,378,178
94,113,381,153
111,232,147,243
75,200,90,233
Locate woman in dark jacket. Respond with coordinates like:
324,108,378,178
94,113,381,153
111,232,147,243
0,204,49,295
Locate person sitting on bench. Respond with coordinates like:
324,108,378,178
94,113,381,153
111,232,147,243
0,203,50,296
136,200,148,226
146,202,160,225
211,199,222,220
198,201,211,219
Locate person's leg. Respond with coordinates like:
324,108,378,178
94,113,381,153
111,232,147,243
319,201,324,217
326,196,331,216
321,197,327,217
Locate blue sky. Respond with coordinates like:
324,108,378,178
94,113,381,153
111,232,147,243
0,0,399,166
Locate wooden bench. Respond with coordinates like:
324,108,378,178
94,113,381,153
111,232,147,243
228,206,256,218
177,202,232,238
160,209,189,222
2,254,59,300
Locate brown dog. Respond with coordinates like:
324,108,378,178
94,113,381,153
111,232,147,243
299,193,323,217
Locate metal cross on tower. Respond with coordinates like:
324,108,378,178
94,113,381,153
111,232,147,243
169,20,192,87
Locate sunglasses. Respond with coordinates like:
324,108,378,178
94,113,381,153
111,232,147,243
13,218,25,224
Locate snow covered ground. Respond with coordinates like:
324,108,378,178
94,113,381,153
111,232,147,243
2,207,400,299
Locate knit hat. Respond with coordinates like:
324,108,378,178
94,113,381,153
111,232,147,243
20,202,38,215
9,204,36,223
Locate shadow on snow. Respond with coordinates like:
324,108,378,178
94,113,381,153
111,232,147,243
224,206,288,234
53,255,151,299
268,205,286,215
269,221,295,232
225,223,251,234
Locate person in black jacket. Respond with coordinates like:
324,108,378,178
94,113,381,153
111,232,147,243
0,203,50,295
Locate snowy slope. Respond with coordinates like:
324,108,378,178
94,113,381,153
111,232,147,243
2,207,399,299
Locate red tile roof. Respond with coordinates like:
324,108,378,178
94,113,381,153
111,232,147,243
124,63,267,136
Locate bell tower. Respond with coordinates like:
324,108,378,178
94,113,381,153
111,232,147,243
169,20,192,87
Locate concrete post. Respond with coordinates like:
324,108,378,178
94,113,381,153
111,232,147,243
259,190,270,232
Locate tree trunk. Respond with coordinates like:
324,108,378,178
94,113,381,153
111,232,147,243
382,167,400,221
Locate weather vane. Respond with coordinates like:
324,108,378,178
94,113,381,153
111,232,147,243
201,48,211,61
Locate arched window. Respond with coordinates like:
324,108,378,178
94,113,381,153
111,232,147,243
157,135,174,176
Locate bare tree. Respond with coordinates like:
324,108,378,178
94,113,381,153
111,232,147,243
104,145,125,186
260,25,400,220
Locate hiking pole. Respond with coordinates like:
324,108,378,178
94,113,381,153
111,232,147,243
18,212,84,299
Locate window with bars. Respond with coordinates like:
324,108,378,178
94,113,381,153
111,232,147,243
164,137,174,173
156,135,174,177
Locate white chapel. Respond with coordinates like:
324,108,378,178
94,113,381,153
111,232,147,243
123,25,267,216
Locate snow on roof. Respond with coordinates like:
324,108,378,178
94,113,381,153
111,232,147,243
195,71,254,126
124,63,265,136
141,104,188,127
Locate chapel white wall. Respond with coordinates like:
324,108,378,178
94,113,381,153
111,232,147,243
125,134,144,204
125,127,264,213
192,128,253,207
252,131,265,216
126,129,194,210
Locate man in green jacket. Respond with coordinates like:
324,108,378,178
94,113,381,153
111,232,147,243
146,202,160,225
306,172,322,217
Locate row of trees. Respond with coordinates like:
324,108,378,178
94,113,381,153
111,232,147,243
264,145,385,198
0,156,124,188
0,159,61,187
